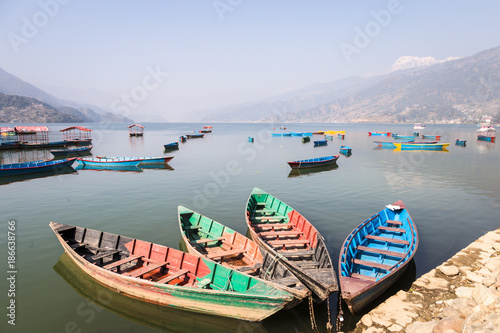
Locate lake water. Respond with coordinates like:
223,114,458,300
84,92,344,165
1,122,499,333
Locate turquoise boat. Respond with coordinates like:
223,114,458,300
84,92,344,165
313,140,328,147
392,134,416,140
339,201,418,314
49,222,294,322
77,156,173,167
393,143,450,151
0,158,76,177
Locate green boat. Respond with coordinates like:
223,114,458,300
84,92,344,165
49,222,294,322
245,188,338,303
178,206,310,304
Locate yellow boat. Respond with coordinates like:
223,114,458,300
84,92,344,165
324,130,346,135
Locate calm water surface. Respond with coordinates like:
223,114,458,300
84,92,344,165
1,123,499,333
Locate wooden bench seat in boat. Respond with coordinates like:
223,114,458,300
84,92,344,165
252,216,286,222
194,237,225,244
293,260,320,268
156,269,189,284
350,273,377,282
365,235,409,245
91,250,120,261
268,239,310,246
70,242,87,250
251,223,291,229
259,230,303,237
103,255,143,270
385,220,402,226
125,262,166,278
353,259,393,271
280,249,316,257
206,249,246,259
377,226,406,233
356,245,405,258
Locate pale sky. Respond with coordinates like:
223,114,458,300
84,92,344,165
1,0,499,121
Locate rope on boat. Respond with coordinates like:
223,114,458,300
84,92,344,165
326,296,333,332
224,270,234,291
336,292,344,332
308,295,320,333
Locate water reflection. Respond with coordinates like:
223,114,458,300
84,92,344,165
53,253,268,333
0,165,76,185
288,165,338,178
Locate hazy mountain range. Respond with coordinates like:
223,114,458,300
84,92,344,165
0,67,132,123
1,45,499,124
198,45,500,123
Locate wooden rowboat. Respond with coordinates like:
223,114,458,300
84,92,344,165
186,133,205,139
393,142,450,150
178,206,310,303
0,158,76,177
245,188,338,303
50,146,93,158
368,132,391,136
77,156,174,167
287,155,339,170
49,222,294,322
313,140,327,147
338,201,418,314
163,142,179,150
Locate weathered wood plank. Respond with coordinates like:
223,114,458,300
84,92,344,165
377,226,406,233
353,259,392,270
268,239,310,246
251,223,291,228
206,249,246,259
103,255,143,270
279,249,316,257
156,269,189,284
365,234,409,245
195,237,225,244
356,245,405,258
259,230,303,237
125,262,165,278
91,250,120,261
350,273,377,281
385,220,402,226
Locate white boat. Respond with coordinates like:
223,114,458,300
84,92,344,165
413,123,425,130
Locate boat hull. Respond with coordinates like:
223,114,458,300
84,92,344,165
338,201,418,314
477,135,495,142
313,140,328,147
368,132,391,136
50,146,93,158
49,222,293,322
287,155,339,169
178,206,310,303
245,188,338,303
393,143,450,150
0,158,76,176
186,134,205,139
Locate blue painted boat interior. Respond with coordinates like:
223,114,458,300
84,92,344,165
340,206,417,281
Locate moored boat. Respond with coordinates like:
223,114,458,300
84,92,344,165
368,132,391,136
248,137,254,143
179,136,187,142
313,140,328,147
477,126,496,142
128,124,144,137
50,146,93,158
324,130,346,135
301,136,310,143
455,139,467,146
164,142,179,150
339,145,352,154
392,134,416,140
178,206,310,303
245,188,338,302
373,140,433,149
393,142,450,151
414,123,426,130
289,132,304,137
0,158,76,177
186,133,205,139
49,222,294,322
421,135,441,140
287,155,340,170
339,201,418,314
77,156,174,167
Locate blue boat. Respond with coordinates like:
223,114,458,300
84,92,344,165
0,158,76,177
477,126,496,142
179,136,187,142
77,156,174,167
164,142,179,150
287,155,339,169
289,132,303,137
373,140,419,148
455,139,467,146
324,135,333,140
421,135,441,140
271,133,282,137
302,132,313,136
338,134,345,139
282,133,292,137
393,143,450,151
339,200,418,314
50,146,93,158
248,137,254,143
339,145,352,154
313,140,328,147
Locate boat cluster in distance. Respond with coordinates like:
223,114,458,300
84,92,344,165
49,187,418,323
